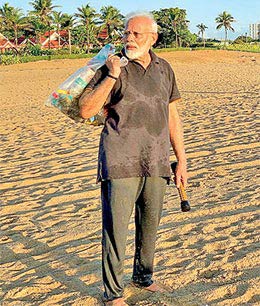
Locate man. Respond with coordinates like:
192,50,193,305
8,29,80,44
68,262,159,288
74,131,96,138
79,11,187,306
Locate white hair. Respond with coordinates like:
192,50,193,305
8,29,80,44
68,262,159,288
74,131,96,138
124,11,158,33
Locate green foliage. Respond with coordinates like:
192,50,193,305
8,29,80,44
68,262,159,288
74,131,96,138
196,23,208,46
23,44,42,55
0,52,97,65
75,4,99,53
69,45,85,54
99,5,124,43
226,43,260,53
154,47,190,53
233,35,253,44
215,11,235,31
20,44,54,55
0,54,20,65
0,48,17,55
0,3,32,45
152,8,191,48
25,16,48,42
178,30,197,47
215,11,235,45
2,2,258,65
29,0,59,24
61,13,75,29
190,42,217,49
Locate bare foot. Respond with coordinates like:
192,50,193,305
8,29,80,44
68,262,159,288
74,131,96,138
131,281,168,293
104,297,128,305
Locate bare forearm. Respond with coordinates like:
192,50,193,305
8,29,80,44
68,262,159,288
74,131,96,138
169,103,187,164
79,76,116,119
169,102,188,186
79,54,121,119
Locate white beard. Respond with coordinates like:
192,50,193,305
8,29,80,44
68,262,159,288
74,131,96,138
124,47,146,60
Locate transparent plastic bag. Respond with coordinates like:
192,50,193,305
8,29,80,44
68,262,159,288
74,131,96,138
45,44,117,123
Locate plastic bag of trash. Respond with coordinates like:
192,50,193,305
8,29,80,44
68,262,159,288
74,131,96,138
45,44,116,123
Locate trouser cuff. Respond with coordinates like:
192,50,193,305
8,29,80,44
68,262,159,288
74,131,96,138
103,293,124,302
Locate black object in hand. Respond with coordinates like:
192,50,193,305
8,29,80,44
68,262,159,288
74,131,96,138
171,162,191,212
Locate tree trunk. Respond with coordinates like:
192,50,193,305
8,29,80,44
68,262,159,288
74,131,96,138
48,21,51,51
15,27,18,47
36,32,39,45
225,28,227,47
58,25,60,48
48,21,51,60
69,29,72,54
86,20,89,54
107,24,111,40
175,24,178,47
202,31,205,48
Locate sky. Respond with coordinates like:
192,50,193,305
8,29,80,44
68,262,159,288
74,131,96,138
2,0,260,39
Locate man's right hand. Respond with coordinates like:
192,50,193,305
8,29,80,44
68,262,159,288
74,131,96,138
79,55,121,119
106,55,121,78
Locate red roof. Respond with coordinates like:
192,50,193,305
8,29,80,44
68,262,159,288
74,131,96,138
40,30,69,48
41,39,69,49
10,36,36,46
42,30,68,38
98,28,108,39
0,34,16,49
0,31,69,50
17,36,26,44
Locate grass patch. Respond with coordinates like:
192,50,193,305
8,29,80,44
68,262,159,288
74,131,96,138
154,47,191,52
0,53,96,65
21,53,96,62
226,44,260,53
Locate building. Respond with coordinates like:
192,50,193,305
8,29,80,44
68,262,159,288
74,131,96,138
249,23,260,40
0,33,17,53
97,28,122,46
0,30,69,53
0,28,119,53
37,30,69,49
10,36,36,48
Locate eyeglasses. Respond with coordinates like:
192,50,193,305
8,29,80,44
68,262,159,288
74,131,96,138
122,30,155,39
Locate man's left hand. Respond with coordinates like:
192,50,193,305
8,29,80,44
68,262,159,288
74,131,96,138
174,161,188,188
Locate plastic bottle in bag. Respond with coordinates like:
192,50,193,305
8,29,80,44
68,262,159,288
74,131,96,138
45,44,128,123
69,55,128,98
45,44,116,122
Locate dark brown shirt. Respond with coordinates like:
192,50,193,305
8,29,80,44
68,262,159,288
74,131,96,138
86,50,181,182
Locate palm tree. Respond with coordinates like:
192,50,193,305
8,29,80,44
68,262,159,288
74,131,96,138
99,6,124,41
196,23,208,47
29,0,59,51
169,8,188,47
0,3,30,46
215,11,235,46
75,4,99,53
0,3,12,22
52,11,63,48
61,13,75,54
0,15,4,32
71,24,97,50
27,16,46,44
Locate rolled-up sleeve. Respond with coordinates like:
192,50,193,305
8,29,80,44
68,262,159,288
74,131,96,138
85,65,109,91
169,69,181,103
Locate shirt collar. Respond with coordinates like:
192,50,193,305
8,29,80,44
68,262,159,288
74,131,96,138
149,49,160,64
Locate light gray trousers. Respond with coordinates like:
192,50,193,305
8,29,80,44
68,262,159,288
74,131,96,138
101,177,167,301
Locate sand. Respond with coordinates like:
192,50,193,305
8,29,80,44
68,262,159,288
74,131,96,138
0,50,259,305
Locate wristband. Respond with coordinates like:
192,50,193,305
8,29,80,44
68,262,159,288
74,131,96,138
107,74,118,81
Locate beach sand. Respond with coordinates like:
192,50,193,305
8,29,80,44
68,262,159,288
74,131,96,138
0,50,259,305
